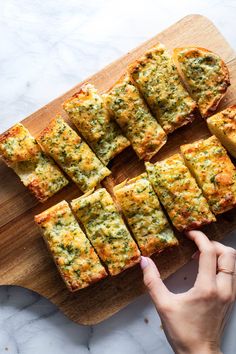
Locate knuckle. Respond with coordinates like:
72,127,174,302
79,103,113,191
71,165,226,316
220,292,234,304
202,287,217,300
224,247,236,257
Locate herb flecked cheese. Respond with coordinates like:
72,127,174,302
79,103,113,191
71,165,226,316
63,84,130,165
146,154,216,231
207,106,236,158
181,136,236,214
114,174,178,256
129,44,196,134
35,201,107,291
0,123,68,202
105,74,167,160
37,115,111,193
173,47,230,118
71,188,141,275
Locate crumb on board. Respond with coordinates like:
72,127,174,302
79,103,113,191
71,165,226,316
144,318,149,324
184,276,187,280
160,324,163,330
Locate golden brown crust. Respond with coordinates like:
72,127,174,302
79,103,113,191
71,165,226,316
0,123,68,202
173,47,230,118
27,180,50,203
35,201,107,292
129,44,197,134
207,105,236,158
114,174,178,256
34,200,67,224
145,154,216,232
71,188,141,276
65,83,91,101
63,84,130,165
0,123,40,164
38,116,82,145
105,73,167,160
37,115,110,193
63,85,105,143
181,135,236,214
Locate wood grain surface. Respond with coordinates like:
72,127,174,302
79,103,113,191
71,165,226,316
0,14,236,325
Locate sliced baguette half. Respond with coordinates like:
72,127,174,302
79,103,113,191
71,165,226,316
173,47,230,118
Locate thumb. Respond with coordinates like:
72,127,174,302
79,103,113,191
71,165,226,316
140,256,171,310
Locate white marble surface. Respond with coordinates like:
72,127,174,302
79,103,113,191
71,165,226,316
0,0,236,353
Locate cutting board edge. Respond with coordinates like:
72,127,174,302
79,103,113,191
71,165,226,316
1,14,236,325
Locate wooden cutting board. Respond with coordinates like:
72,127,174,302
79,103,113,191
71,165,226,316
0,14,236,325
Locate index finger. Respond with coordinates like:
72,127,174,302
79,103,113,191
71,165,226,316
141,257,172,310
186,230,217,289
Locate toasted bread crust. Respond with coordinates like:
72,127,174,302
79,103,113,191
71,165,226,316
63,84,130,165
0,123,40,164
35,201,107,291
173,47,230,118
71,188,141,276
146,154,216,231
207,106,236,158
181,135,236,214
114,174,178,256
0,123,68,202
105,73,167,160
37,115,110,193
129,44,196,134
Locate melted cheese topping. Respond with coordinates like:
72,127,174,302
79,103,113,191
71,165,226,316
0,123,68,202
114,174,178,256
207,106,236,158
35,201,107,291
71,188,140,275
174,47,230,117
105,74,167,160
129,44,196,134
37,116,110,193
181,136,236,214
0,123,40,163
146,154,216,231
63,84,130,165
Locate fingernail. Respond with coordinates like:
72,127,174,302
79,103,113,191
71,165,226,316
140,256,149,270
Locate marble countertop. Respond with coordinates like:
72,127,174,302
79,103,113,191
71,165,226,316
0,0,236,353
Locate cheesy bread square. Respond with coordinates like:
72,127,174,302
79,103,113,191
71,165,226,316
114,174,178,256
129,44,196,134
173,47,230,118
0,123,68,202
71,188,141,276
181,136,236,214
207,106,236,158
63,84,130,165
34,201,107,291
105,74,167,160
37,115,111,193
146,154,216,231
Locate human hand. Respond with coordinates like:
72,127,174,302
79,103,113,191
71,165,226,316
140,230,236,354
